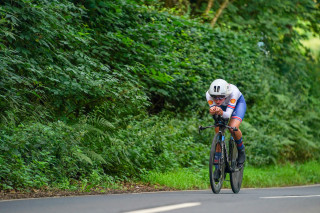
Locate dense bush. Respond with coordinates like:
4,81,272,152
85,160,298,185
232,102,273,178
0,0,319,190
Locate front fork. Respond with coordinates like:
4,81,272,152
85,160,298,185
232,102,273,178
220,133,237,173
217,133,225,171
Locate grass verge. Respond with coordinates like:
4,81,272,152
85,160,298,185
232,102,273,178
141,161,320,190
242,161,320,188
141,168,208,190
2,161,319,200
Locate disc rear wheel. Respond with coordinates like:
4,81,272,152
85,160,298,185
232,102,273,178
230,140,244,193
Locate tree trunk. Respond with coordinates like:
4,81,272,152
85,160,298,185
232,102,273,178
204,0,214,15
163,0,189,13
163,0,178,8
196,0,204,9
210,0,229,28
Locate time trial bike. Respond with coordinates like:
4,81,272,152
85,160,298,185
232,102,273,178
199,115,244,194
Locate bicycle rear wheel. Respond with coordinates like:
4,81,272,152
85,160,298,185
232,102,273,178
229,139,244,193
209,133,225,194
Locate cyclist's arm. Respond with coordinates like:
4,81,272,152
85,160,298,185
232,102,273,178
221,86,242,119
222,98,237,119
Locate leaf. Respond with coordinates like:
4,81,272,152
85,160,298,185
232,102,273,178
73,150,93,165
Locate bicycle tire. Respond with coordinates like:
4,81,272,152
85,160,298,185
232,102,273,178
230,139,244,193
209,133,225,194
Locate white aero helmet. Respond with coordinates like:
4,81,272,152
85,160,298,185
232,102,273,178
208,79,232,97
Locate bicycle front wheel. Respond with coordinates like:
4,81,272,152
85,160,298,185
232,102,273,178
209,133,225,194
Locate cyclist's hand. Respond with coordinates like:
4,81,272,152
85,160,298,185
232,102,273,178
215,107,223,116
209,107,216,115
209,106,223,116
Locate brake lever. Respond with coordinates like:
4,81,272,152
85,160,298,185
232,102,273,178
198,125,203,134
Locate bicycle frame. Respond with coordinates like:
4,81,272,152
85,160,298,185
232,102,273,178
199,115,244,193
199,115,239,173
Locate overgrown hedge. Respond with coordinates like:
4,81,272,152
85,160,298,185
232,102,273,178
0,0,319,190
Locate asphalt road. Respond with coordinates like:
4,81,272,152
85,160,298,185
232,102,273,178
1,185,320,213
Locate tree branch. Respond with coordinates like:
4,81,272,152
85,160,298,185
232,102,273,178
204,0,215,16
210,0,229,28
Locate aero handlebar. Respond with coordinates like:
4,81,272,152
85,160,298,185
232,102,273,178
198,115,238,134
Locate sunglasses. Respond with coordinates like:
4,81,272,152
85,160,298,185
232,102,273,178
211,95,225,100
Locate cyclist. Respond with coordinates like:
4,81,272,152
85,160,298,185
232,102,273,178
206,79,246,180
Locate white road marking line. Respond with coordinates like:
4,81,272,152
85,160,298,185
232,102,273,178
260,195,320,199
124,202,201,213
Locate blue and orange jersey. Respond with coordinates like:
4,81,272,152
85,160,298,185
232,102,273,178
206,84,242,120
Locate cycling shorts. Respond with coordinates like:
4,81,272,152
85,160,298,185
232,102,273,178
219,95,246,122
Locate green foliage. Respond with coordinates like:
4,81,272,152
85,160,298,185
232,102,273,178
0,0,319,190
0,112,208,189
0,121,83,189
0,0,148,122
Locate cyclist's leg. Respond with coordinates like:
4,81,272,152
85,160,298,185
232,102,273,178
229,98,246,142
214,129,221,170
229,119,245,166
213,105,227,172
228,95,246,166
229,119,242,140
213,142,221,180
214,121,221,172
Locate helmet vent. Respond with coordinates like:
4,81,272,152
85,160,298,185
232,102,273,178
214,86,220,92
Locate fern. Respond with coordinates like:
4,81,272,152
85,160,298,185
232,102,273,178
73,150,93,165
83,150,108,165
88,116,115,131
